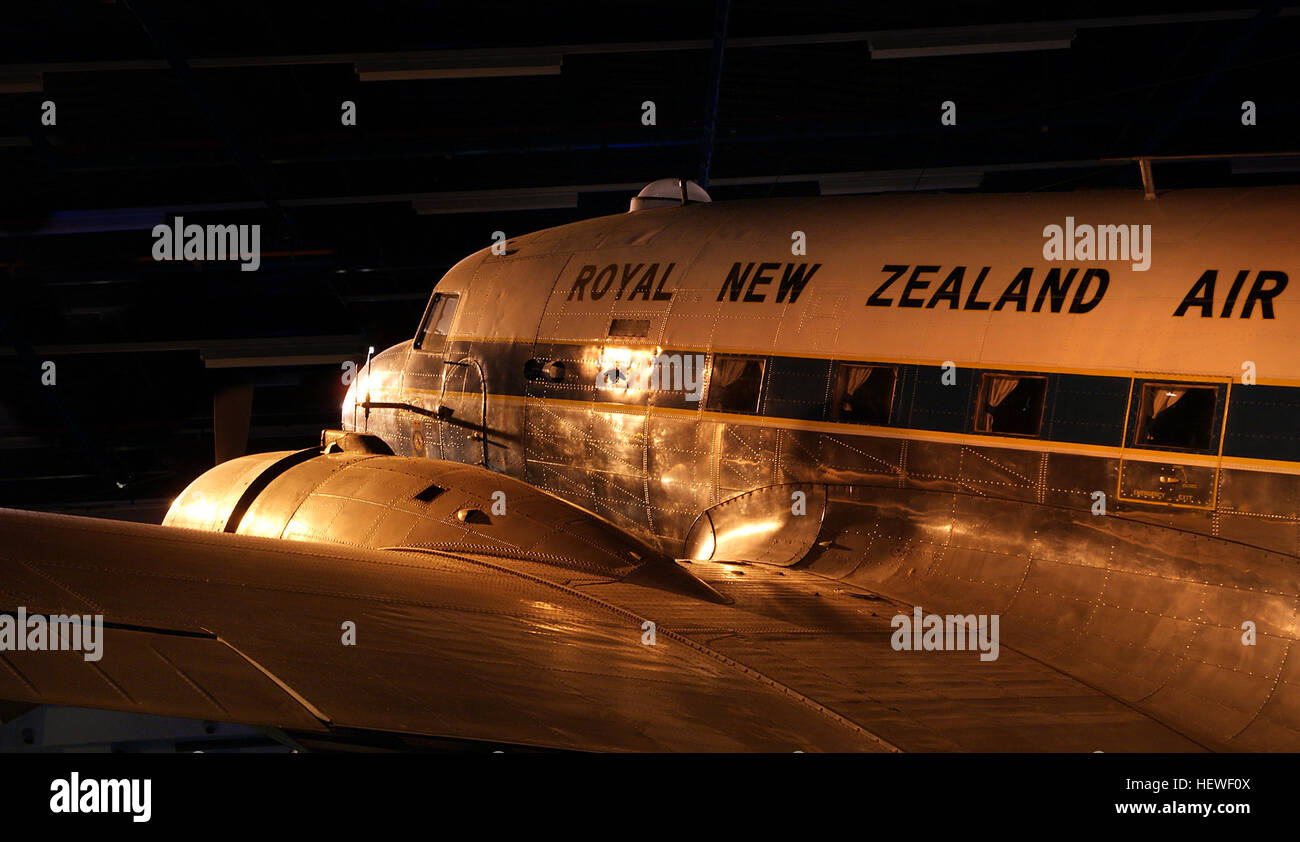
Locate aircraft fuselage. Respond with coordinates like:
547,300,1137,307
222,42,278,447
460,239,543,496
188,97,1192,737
344,187,1300,561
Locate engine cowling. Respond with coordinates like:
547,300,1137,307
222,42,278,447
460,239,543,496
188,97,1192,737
164,435,724,601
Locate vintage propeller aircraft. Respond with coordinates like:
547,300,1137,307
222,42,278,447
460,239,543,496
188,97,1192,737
2,177,1297,751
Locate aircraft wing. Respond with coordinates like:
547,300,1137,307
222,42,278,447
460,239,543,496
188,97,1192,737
0,504,1205,752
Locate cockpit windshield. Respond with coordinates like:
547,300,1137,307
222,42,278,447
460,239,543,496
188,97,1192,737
416,292,459,352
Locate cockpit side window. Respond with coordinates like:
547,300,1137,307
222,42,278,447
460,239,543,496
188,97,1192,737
415,293,459,352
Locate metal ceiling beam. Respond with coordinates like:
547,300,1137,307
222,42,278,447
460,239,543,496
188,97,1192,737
1100,150,1300,198
869,25,1075,59
697,0,730,190
355,54,561,81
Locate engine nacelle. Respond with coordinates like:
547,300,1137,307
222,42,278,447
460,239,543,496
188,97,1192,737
165,435,724,601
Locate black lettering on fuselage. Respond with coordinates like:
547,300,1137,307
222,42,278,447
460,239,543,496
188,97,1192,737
746,262,781,302
571,262,676,303
1069,268,1108,313
615,263,645,299
719,261,819,303
899,265,940,308
653,263,675,300
1032,267,1077,313
628,264,655,300
871,264,1108,312
1172,269,1285,318
964,267,993,310
1174,269,1216,317
776,263,819,303
994,268,1033,311
568,264,597,300
719,262,755,302
589,264,617,299
926,266,964,309
868,265,908,307
1240,271,1287,319
1220,269,1250,318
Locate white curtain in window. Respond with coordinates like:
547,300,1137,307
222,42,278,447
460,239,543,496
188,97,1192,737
843,365,872,395
985,376,1019,408
1152,387,1184,416
711,357,752,390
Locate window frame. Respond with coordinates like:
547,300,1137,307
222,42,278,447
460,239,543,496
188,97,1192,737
1127,381,1222,455
829,362,898,425
972,372,1049,438
704,354,768,415
413,292,460,353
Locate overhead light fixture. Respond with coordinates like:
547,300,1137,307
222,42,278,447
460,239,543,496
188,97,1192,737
869,25,1074,59
356,53,561,81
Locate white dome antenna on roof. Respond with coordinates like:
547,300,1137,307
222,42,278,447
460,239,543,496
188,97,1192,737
629,178,712,212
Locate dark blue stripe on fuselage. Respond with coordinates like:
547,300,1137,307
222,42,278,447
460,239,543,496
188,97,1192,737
414,338,1296,464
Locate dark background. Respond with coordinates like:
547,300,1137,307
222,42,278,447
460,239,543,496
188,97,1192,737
2,1,1297,520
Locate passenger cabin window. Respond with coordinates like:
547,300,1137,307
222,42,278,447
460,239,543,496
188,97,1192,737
705,355,766,415
416,293,459,352
1132,383,1218,452
975,373,1047,436
832,364,896,425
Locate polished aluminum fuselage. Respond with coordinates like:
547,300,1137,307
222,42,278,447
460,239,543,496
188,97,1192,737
347,187,1300,560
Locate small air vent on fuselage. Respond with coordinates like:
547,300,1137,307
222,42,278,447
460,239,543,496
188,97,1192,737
414,483,445,502
609,318,651,338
